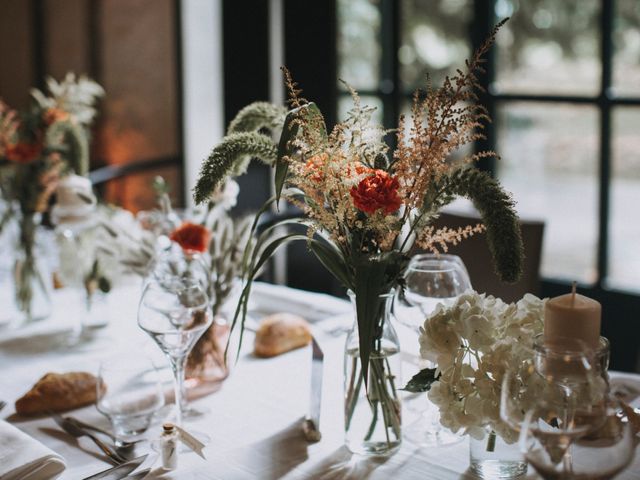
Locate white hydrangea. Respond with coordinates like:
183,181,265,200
419,290,546,442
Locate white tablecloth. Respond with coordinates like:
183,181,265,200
1,281,639,479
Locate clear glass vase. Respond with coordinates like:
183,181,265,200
469,427,527,479
344,290,402,456
12,213,52,324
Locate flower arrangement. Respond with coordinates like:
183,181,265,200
0,73,103,320
410,291,546,443
193,19,522,451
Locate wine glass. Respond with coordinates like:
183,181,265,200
137,279,212,431
151,245,213,418
501,337,633,479
395,253,471,446
519,395,634,479
96,354,165,448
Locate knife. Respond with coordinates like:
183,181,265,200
303,336,324,442
123,467,151,480
82,454,148,480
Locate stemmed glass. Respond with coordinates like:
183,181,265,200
96,354,165,448
395,253,471,446
150,244,212,418
501,337,635,479
137,278,212,431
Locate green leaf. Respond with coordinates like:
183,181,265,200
308,239,354,291
352,256,392,390
275,103,326,203
402,367,440,393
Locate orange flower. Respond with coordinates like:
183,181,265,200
5,141,42,163
305,153,328,183
170,222,211,253
43,108,70,125
344,162,372,178
350,170,402,215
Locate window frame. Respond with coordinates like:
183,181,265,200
338,0,640,295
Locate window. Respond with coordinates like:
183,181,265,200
337,0,640,293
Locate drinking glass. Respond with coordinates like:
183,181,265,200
137,279,212,429
151,245,213,418
96,355,165,447
501,338,633,479
395,253,471,446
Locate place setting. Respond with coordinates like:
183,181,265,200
1,4,640,480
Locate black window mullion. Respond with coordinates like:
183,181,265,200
597,0,614,286
471,0,497,176
380,0,400,146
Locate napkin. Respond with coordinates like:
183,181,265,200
0,420,66,480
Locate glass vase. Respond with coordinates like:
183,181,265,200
12,213,52,324
469,427,527,479
185,312,231,398
344,290,402,456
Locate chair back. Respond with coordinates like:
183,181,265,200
432,210,545,303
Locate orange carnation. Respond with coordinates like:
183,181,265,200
5,141,42,163
170,222,211,253
350,170,402,215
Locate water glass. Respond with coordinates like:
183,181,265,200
395,253,471,447
96,355,165,447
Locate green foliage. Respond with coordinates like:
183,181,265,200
351,252,408,387
227,102,287,134
402,367,441,393
193,132,277,204
275,103,326,202
45,120,89,176
439,167,524,283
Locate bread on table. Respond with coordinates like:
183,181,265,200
15,372,97,415
254,313,312,357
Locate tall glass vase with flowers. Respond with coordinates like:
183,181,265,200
0,74,103,323
193,19,523,456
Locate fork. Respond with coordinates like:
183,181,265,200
0,400,6,412
64,415,140,449
49,411,127,464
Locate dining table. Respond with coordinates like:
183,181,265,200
1,279,639,480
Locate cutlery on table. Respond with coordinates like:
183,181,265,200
81,455,148,480
49,411,127,464
63,415,140,449
123,467,151,480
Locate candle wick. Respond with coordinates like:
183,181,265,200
571,281,577,305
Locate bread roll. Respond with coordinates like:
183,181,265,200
254,313,312,357
15,372,97,415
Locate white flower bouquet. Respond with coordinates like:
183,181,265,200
414,291,546,443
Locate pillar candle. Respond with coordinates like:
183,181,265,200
544,283,601,350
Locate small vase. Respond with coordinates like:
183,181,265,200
12,213,52,324
469,427,527,479
344,290,402,456
185,313,231,398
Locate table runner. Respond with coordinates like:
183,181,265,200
1,281,639,479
